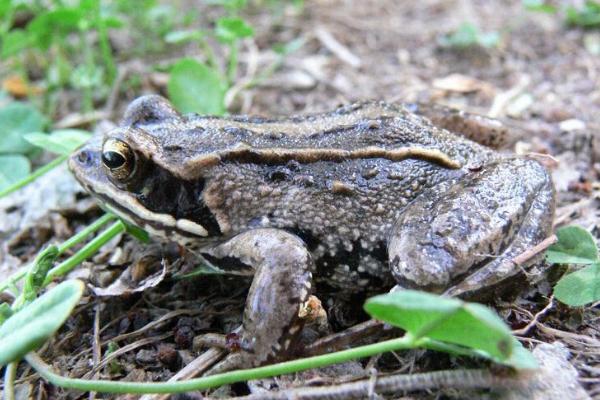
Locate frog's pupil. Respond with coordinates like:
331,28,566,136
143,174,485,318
102,151,126,169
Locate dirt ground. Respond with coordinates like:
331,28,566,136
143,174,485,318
2,0,600,398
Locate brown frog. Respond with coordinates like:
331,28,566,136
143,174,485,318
69,96,555,370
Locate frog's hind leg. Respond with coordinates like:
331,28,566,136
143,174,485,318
200,228,314,373
388,157,555,299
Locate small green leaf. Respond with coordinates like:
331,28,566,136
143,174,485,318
566,1,600,28
0,102,46,154
165,29,203,44
546,225,598,265
167,58,227,115
0,280,84,366
439,22,500,49
23,246,60,302
123,222,150,243
0,303,13,325
523,0,558,14
206,0,248,10
24,129,92,156
215,17,254,43
0,154,31,191
273,38,305,56
365,291,514,361
554,263,600,306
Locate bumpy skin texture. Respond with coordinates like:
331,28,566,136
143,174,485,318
69,96,555,369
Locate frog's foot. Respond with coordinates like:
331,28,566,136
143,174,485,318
201,229,314,371
388,158,555,299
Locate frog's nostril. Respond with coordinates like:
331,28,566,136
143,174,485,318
77,150,93,166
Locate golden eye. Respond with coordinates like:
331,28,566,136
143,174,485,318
101,138,136,181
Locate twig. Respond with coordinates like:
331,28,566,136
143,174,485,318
554,198,594,227
88,304,102,400
220,369,528,400
53,111,110,129
104,66,129,117
82,332,173,379
315,26,362,68
512,296,554,336
512,235,558,266
3,362,17,400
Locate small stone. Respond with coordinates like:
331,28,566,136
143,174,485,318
496,342,590,400
559,119,586,132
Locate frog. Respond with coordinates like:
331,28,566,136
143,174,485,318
69,95,555,370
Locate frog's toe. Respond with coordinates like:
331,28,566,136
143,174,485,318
388,158,555,297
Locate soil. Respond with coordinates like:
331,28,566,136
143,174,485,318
2,0,600,398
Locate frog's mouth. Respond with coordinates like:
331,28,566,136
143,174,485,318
69,142,216,245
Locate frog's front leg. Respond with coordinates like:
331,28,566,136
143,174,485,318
201,229,314,371
388,158,554,299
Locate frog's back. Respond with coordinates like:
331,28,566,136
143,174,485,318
125,101,491,182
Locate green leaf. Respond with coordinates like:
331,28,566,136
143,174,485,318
546,225,598,265
23,246,60,302
215,17,254,43
167,58,227,115
0,303,13,325
24,129,92,156
165,29,203,44
566,1,600,28
0,102,46,154
0,154,31,191
123,221,150,243
27,8,84,50
1,29,31,59
523,0,558,13
0,280,84,366
506,340,539,369
439,22,500,49
273,38,305,56
554,263,600,306
206,0,248,10
365,291,514,361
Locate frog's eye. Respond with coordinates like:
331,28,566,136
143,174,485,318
101,138,136,181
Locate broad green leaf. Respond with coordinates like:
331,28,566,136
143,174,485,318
0,154,31,191
167,58,227,115
365,291,514,361
27,8,84,50
1,29,31,59
554,263,600,306
24,129,92,155
0,102,46,154
0,280,84,366
215,17,254,43
546,225,598,265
